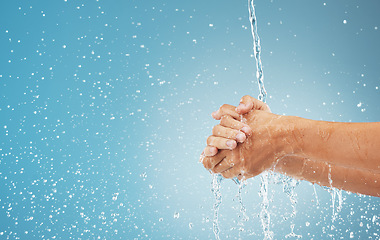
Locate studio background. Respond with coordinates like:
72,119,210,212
1,0,380,239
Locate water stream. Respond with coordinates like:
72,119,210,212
212,174,223,240
211,1,342,239
248,1,273,239
248,0,267,103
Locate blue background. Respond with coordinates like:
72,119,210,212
1,0,380,239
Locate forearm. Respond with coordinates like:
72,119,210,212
288,117,380,172
274,156,380,197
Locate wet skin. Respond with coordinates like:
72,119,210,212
201,95,380,197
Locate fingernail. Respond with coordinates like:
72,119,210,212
211,111,218,118
241,126,252,135
226,140,237,149
236,132,246,143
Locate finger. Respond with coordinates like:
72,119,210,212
220,115,252,135
212,156,238,174
236,95,254,114
212,125,246,143
203,151,227,170
221,166,241,179
207,135,237,150
203,146,218,157
236,95,271,114
212,104,241,120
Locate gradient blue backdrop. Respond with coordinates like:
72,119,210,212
1,0,380,239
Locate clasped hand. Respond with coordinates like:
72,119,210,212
201,95,293,180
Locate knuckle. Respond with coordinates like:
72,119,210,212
241,95,250,101
220,104,233,114
221,104,229,109
220,115,231,125
212,125,220,135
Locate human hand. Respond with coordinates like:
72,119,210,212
202,103,253,157
201,108,292,180
203,95,271,157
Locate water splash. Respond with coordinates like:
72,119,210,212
313,184,320,206
327,165,343,223
212,174,223,240
285,224,303,239
259,172,273,240
282,177,299,218
236,179,249,236
282,178,302,238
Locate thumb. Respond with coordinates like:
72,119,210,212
236,95,271,114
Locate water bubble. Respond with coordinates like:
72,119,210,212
343,20,347,24
173,212,180,219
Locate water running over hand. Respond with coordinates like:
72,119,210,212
248,1,272,239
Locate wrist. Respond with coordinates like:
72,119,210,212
284,116,334,160
278,115,301,157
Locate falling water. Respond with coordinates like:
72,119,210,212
248,0,267,102
237,180,249,236
285,224,303,239
212,174,223,240
327,165,343,223
248,1,271,239
282,177,299,218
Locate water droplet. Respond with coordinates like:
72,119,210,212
112,193,119,201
